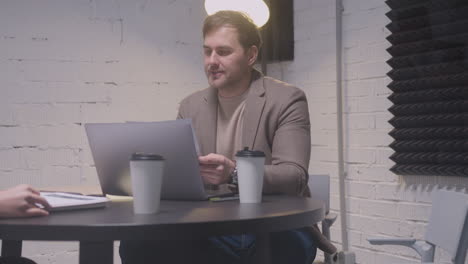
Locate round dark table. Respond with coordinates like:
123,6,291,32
0,195,324,264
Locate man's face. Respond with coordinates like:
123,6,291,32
203,26,256,91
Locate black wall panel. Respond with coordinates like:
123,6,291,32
386,0,468,177
260,0,294,62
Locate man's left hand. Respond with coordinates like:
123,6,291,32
198,153,235,185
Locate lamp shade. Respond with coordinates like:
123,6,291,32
204,0,270,27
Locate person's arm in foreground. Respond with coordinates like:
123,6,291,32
0,184,51,218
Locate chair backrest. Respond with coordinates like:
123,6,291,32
455,214,468,264
425,189,468,264
308,174,330,213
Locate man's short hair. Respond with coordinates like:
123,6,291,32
203,10,263,51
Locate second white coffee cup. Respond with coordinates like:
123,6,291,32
130,153,165,214
235,147,265,203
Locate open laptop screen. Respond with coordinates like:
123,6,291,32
85,119,207,200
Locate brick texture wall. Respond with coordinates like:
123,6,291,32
1,0,467,263
267,1,468,264
1,0,206,263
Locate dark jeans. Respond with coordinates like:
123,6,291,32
0,257,38,264
119,227,317,264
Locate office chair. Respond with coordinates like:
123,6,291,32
308,174,338,264
368,189,468,264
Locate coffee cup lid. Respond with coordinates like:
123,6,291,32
235,147,265,157
130,153,164,161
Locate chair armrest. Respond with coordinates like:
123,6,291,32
324,212,337,227
367,238,416,246
367,238,435,262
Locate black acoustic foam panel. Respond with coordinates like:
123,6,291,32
385,0,468,177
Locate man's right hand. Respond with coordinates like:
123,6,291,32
0,184,51,218
199,153,236,186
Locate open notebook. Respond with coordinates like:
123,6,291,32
40,192,109,212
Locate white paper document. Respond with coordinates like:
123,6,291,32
41,192,109,212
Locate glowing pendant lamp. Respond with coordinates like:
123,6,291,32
204,0,270,28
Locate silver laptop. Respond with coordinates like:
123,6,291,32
85,119,213,200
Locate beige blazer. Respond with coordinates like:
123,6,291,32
177,71,311,197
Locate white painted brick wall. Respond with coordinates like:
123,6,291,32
1,0,206,263
1,0,468,264
272,0,468,263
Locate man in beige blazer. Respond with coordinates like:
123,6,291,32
119,10,335,264
180,10,337,263
177,69,311,196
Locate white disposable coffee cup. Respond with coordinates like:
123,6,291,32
235,147,266,203
130,153,165,214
